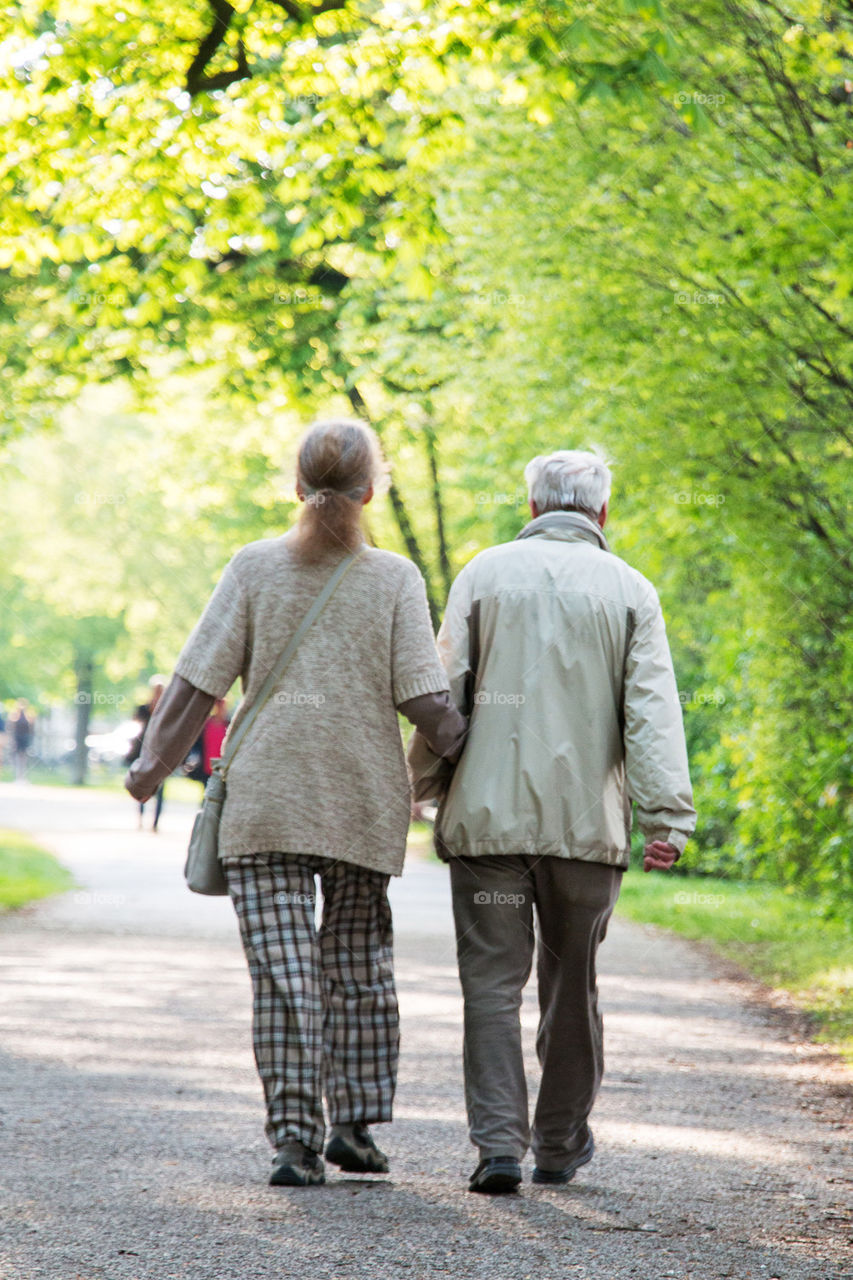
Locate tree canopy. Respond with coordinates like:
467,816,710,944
1,0,850,904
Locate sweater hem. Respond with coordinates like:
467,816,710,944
174,657,234,701
220,843,406,877
394,672,450,704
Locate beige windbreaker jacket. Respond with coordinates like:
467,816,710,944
408,511,696,868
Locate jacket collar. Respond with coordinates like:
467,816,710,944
515,510,610,552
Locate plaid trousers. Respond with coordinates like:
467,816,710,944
224,853,399,1154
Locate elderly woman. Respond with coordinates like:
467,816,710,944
126,420,467,1187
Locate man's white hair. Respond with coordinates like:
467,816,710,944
524,449,612,518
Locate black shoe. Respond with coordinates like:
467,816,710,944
325,1123,389,1174
269,1142,326,1186
468,1156,522,1194
532,1128,595,1185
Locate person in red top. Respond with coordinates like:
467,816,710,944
184,699,230,787
202,699,229,778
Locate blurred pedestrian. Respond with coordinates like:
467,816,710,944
201,698,229,777
10,699,34,782
184,699,230,787
125,677,166,831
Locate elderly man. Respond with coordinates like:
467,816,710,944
408,450,696,1195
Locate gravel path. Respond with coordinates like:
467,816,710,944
0,782,850,1280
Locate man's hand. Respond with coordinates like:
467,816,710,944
643,840,679,872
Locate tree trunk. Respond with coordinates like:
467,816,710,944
347,385,442,626
423,422,453,601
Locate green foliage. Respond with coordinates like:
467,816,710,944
0,0,850,906
0,380,298,701
421,0,852,902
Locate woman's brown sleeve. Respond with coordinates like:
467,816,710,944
125,675,215,800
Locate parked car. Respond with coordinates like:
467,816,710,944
85,720,140,765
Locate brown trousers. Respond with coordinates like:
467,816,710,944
449,854,622,1169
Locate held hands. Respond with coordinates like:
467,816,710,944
643,840,679,873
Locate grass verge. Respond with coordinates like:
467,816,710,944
0,829,75,910
617,872,853,1064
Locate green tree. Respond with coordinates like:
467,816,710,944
1,0,850,903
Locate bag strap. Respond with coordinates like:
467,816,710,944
218,549,364,779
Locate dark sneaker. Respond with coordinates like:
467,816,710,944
325,1123,389,1174
468,1156,522,1194
269,1142,326,1187
532,1128,595,1185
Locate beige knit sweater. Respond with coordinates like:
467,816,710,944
173,535,449,875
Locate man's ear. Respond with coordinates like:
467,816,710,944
529,500,539,519
597,499,608,529
362,484,374,506
295,481,305,503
